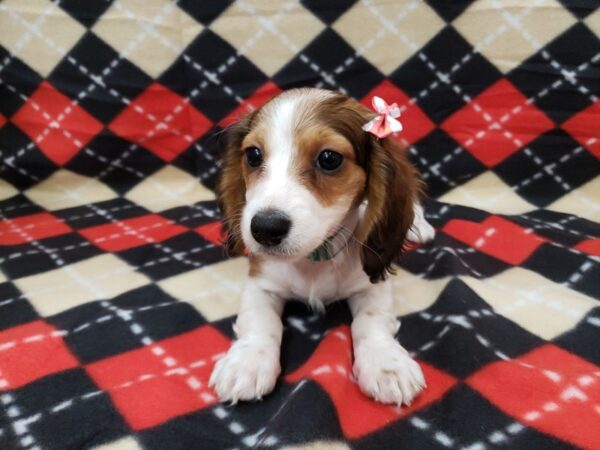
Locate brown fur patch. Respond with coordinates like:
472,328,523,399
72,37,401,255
291,125,366,207
215,112,257,256
248,254,262,278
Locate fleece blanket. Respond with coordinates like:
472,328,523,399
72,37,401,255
0,1,599,449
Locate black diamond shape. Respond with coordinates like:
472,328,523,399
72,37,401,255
161,201,221,230
274,28,384,99
409,128,487,198
494,129,600,207
390,26,502,124
47,32,153,124
402,232,509,279
510,209,598,247
0,46,43,117
0,283,38,331
171,125,220,182
138,381,340,450
65,129,164,194
58,0,114,28
178,0,235,25
524,243,599,300
0,233,102,279
49,284,204,363
0,123,58,189
558,0,599,19
117,232,226,281
425,0,477,22
555,307,600,367
399,279,543,378
281,301,352,374
54,197,151,230
423,200,490,230
1,369,129,450
508,23,600,124
355,384,576,450
301,0,359,24
160,29,267,123
0,194,44,219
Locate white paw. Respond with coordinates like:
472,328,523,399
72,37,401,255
407,204,435,244
353,339,426,406
209,339,280,403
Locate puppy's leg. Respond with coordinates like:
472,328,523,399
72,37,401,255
209,279,284,403
406,202,435,244
349,280,426,406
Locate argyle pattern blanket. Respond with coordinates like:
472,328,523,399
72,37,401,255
1,1,599,449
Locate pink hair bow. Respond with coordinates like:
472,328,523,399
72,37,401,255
362,96,403,139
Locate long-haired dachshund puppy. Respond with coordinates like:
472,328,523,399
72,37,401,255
209,88,435,406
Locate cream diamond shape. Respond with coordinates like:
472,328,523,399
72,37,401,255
454,0,576,73
333,0,444,75
90,437,143,450
25,170,117,211
15,254,150,317
159,257,246,321
0,179,18,201
462,267,596,339
125,165,215,212
210,0,324,76
391,268,450,316
584,8,600,38
439,172,535,215
0,0,86,76
547,176,600,222
92,0,203,78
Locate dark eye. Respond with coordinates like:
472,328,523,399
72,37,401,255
316,150,343,172
245,147,263,168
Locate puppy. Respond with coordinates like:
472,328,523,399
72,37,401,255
209,88,435,406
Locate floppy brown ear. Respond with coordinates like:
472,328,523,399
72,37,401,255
216,113,256,256
357,137,422,283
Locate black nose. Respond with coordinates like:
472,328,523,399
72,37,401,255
251,209,291,247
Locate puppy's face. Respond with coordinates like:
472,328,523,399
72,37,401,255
239,90,367,259
218,88,420,282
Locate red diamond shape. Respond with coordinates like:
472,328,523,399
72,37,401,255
86,325,230,430
109,82,213,162
441,79,554,167
361,81,435,145
286,326,456,439
468,344,600,450
562,101,600,159
442,216,546,265
11,81,103,166
0,320,79,390
0,212,72,245
195,221,225,246
575,238,600,257
0,113,6,128
219,81,282,128
78,214,187,252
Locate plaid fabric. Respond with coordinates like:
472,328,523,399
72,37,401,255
1,0,599,449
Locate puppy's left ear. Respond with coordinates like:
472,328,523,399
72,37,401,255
216,112,256,256
357,136,422,283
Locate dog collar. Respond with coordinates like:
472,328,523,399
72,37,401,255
307,227,350,262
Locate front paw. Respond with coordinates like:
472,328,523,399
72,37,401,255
354,339,426,406
209,339,280,403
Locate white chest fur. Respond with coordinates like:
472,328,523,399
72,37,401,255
254,242,372,310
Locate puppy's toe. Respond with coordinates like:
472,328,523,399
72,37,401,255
209,340,280,403
354,340,426,406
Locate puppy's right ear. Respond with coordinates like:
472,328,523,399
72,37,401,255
216,112,256,256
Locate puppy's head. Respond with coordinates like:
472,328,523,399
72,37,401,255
217,88,421,282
